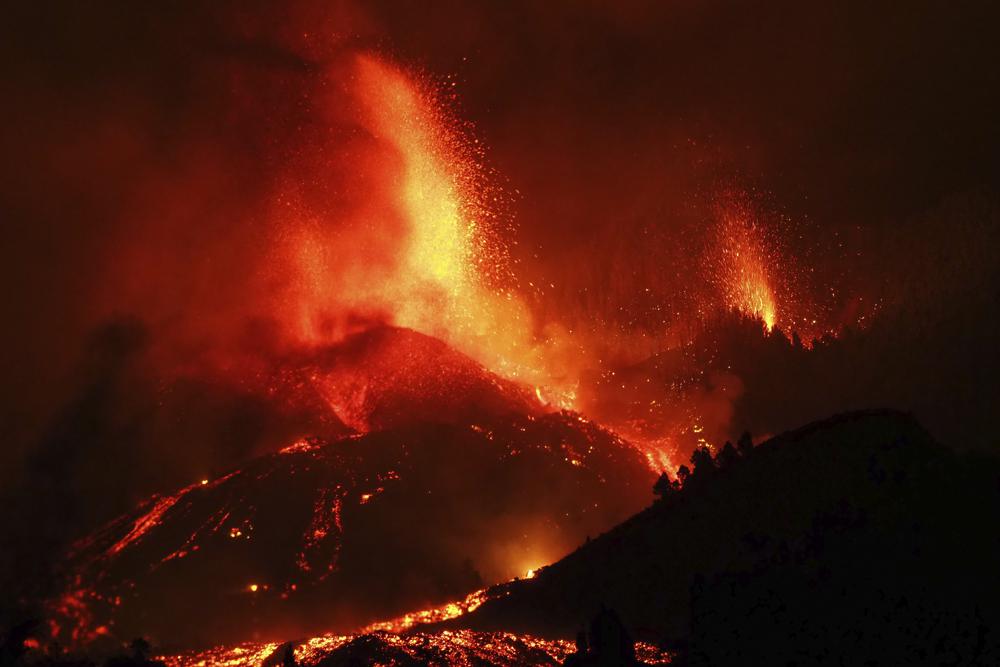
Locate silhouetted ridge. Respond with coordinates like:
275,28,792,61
445,410,1000,664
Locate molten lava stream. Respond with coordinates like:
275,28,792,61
159,570,671,665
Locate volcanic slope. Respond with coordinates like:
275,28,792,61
273,325,544,433
48,327,655,649
443,410,1000,664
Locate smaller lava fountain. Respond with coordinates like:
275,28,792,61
712,195,779,331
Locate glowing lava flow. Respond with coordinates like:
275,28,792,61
159,580,673,667
361,586,493,634
160,630,673,667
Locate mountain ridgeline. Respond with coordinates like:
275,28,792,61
444,410,1000,665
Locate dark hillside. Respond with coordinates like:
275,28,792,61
447,411,1000,663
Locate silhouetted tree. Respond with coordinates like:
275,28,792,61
689,447,714,478
652,472,673,501
589,606,638,664
736,431,753,456
262,642,296,667
563,606,641,666
564,631,588,667
129,639,150,662
716,441,738,469
676,465,690,486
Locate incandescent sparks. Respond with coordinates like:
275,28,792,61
713,196,779,331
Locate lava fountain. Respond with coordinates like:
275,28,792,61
278,54,579,409
712,195,779,331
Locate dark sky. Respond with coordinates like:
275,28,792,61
370,1,1000,221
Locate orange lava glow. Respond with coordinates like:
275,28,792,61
362,586,492,633
157,583,675,667
714,197,779,331
277,54,577,409
160,629,673,667
103,481,203,557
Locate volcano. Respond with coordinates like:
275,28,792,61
270,326,543,433
47,327,654,649
6,5,998,664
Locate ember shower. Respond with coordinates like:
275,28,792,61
2,1,999,663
